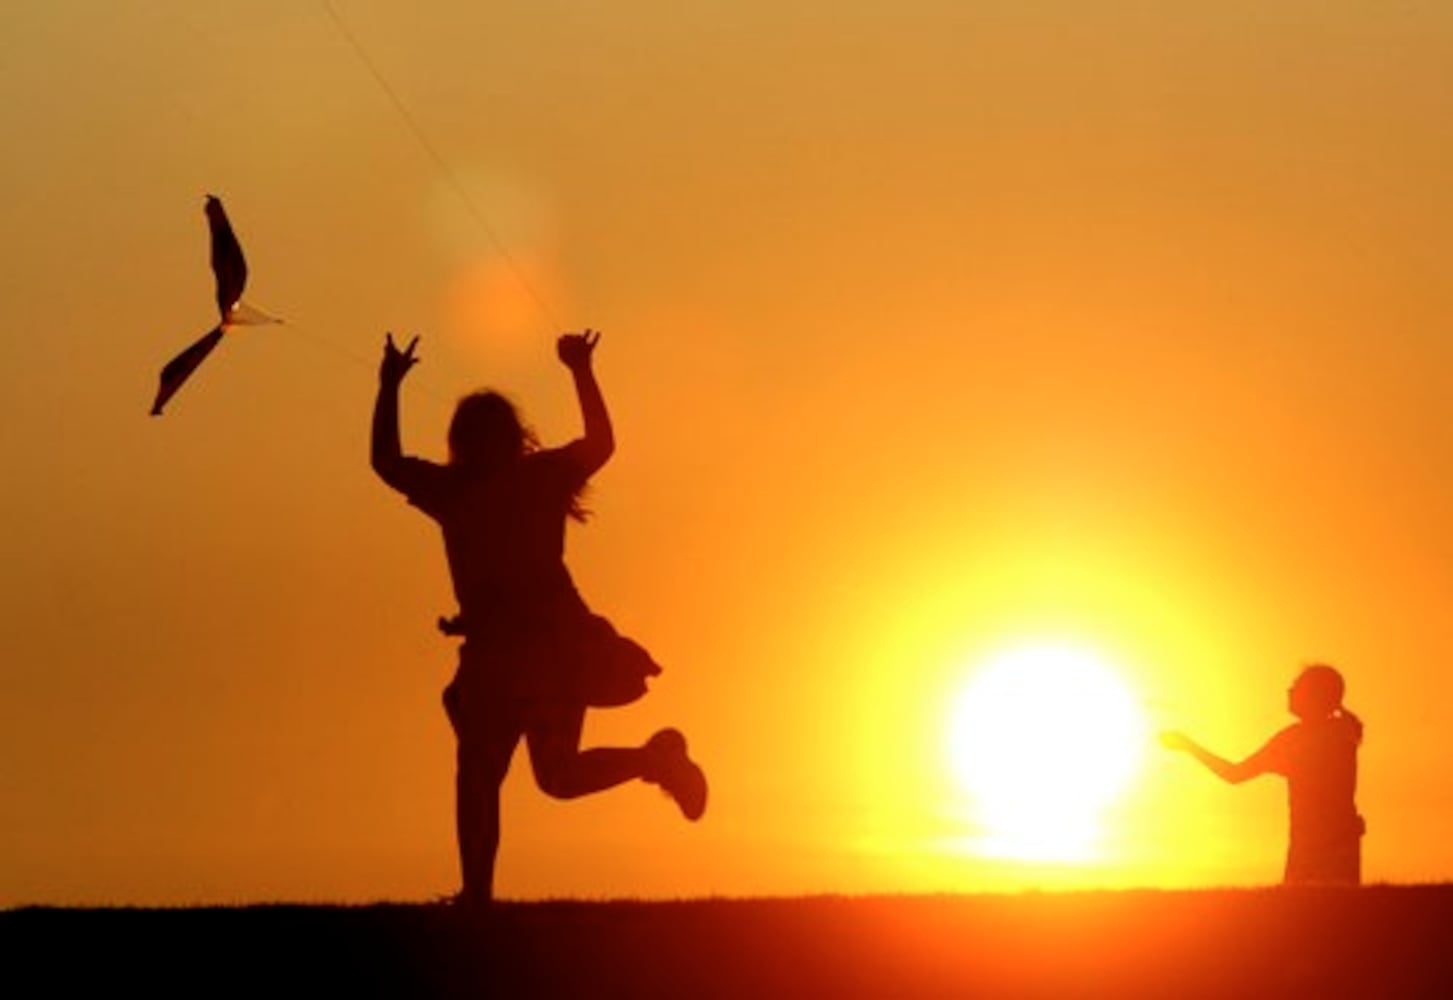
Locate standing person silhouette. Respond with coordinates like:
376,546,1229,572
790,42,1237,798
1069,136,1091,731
372,330,706,908
1161,663,1365,885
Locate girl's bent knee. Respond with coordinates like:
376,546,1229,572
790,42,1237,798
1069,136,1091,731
533,767,586,800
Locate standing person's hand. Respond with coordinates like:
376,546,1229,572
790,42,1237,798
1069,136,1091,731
380,333,419,386
557,329,601,373
1159,730,1192,752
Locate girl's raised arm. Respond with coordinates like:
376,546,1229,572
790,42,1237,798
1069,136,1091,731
557,329,614,475
371,332,420,492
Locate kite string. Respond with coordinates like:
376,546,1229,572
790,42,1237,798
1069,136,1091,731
285,320,455,409
319,0,564,334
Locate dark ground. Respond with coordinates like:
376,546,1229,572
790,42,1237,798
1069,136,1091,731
5,886,1453,998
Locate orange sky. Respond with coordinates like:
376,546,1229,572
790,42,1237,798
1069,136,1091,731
2,2,1450,905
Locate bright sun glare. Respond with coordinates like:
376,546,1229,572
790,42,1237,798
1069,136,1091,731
948,643,1148,862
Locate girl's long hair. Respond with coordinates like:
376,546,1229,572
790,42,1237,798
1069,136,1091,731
448,391,590,522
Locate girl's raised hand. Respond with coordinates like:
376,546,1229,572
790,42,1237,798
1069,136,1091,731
380,332,420,385
557,329,601,372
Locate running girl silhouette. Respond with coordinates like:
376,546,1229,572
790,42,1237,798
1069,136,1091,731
372,330,706,907
1161,663,1365,885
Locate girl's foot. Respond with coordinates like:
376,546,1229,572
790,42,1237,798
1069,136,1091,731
643,728,707,820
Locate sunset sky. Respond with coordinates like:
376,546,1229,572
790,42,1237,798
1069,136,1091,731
3,1,1450,905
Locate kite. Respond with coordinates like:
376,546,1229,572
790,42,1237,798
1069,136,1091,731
150,195,279,415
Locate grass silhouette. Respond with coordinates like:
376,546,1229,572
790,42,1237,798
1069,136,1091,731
6,886,1453,997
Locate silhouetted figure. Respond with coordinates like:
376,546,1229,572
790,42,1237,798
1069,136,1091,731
372,330,706,908
1161,663,1365,885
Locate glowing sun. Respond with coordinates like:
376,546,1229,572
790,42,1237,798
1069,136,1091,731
947,643,1148,861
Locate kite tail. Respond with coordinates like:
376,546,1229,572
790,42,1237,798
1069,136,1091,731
151,325,224,415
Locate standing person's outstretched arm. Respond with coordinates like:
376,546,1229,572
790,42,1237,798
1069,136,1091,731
372,332,419,492
1160,730,1281,785
558,329,614,476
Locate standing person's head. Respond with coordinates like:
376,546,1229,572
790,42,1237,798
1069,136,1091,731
1289,663,1363,741
449,391,537,470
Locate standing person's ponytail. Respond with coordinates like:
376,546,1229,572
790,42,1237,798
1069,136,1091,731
1299,662,1363,744
1336,705,1365,744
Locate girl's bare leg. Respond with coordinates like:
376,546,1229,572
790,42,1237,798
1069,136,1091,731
525,704,646,798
